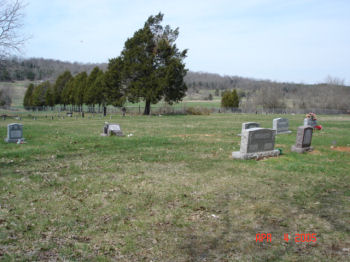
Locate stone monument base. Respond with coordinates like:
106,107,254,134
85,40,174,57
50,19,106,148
232,150,280,160
291,145,313,153
276,130,292,135
101,132,124,137
5,138,25,143
109,131,124,137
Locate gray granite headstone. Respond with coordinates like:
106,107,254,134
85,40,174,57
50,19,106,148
304,118,317,128
291,126,313,153
108,124,123,136
233,128,280,160
238,122,260,136
273,118,292,134
101,122,124,137
5,123,24,143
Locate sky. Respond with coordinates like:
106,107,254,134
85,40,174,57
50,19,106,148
21,0,350,84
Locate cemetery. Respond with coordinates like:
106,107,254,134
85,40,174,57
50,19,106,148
0,0,349,259
1,113,350,261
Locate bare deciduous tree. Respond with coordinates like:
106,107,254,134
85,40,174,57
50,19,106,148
0,0,26,58
324,75,345,86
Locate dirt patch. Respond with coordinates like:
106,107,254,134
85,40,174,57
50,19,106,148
331,146,350,152
309,150,322,155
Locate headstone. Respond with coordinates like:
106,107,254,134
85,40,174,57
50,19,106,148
101,122,124,137
304,118,317,128
5,123,24,143
238,122,260,136
232,128,280,160
291,126,313,153
273,118,292,134
108,124,123,136
67,112,73,117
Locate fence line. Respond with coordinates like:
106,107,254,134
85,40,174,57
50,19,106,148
1,105,349,118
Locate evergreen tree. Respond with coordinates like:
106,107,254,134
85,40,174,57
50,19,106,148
105,57,125,107
61,78,75,111
45,87,55,109
72,72,87,111
23,83,34,110
232,89,239,107
221,89,240,108
32,81,50,108
54,71,72,106
118,13,187,115
85,67,101,111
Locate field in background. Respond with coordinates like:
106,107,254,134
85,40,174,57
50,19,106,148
0,81,33,108
1,81,223,109
1,113,350,261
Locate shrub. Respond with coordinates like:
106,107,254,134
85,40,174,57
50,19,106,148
186,107,210,115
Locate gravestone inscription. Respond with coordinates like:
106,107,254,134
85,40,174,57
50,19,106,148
291,126,313,153
233,128,280,160
5,123,24,143
273,118,292,134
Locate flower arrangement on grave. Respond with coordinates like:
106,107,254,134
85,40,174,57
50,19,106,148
306,112,317,120
305,112,322,130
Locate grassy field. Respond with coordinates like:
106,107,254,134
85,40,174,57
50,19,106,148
1,113,350,261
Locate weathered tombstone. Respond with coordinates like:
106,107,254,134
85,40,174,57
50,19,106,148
101,122,109,136
238,122,260,136
67,112,73,117
108,124,124,136
291,126,313,153
5,123,24,143
273,118,292,134
232,128,280,159
101,122,124,137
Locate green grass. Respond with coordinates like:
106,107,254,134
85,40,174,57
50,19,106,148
1,113,350,261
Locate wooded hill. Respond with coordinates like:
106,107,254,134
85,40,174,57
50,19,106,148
0,57,107,82
1,57,349,111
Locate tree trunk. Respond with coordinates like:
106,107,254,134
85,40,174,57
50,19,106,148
103,106,107,116
144,99,151,115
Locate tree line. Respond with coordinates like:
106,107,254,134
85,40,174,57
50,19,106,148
0,57,106,82
23,13,188,115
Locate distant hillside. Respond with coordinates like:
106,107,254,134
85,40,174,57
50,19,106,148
0,57,107,82
0,57,349,111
